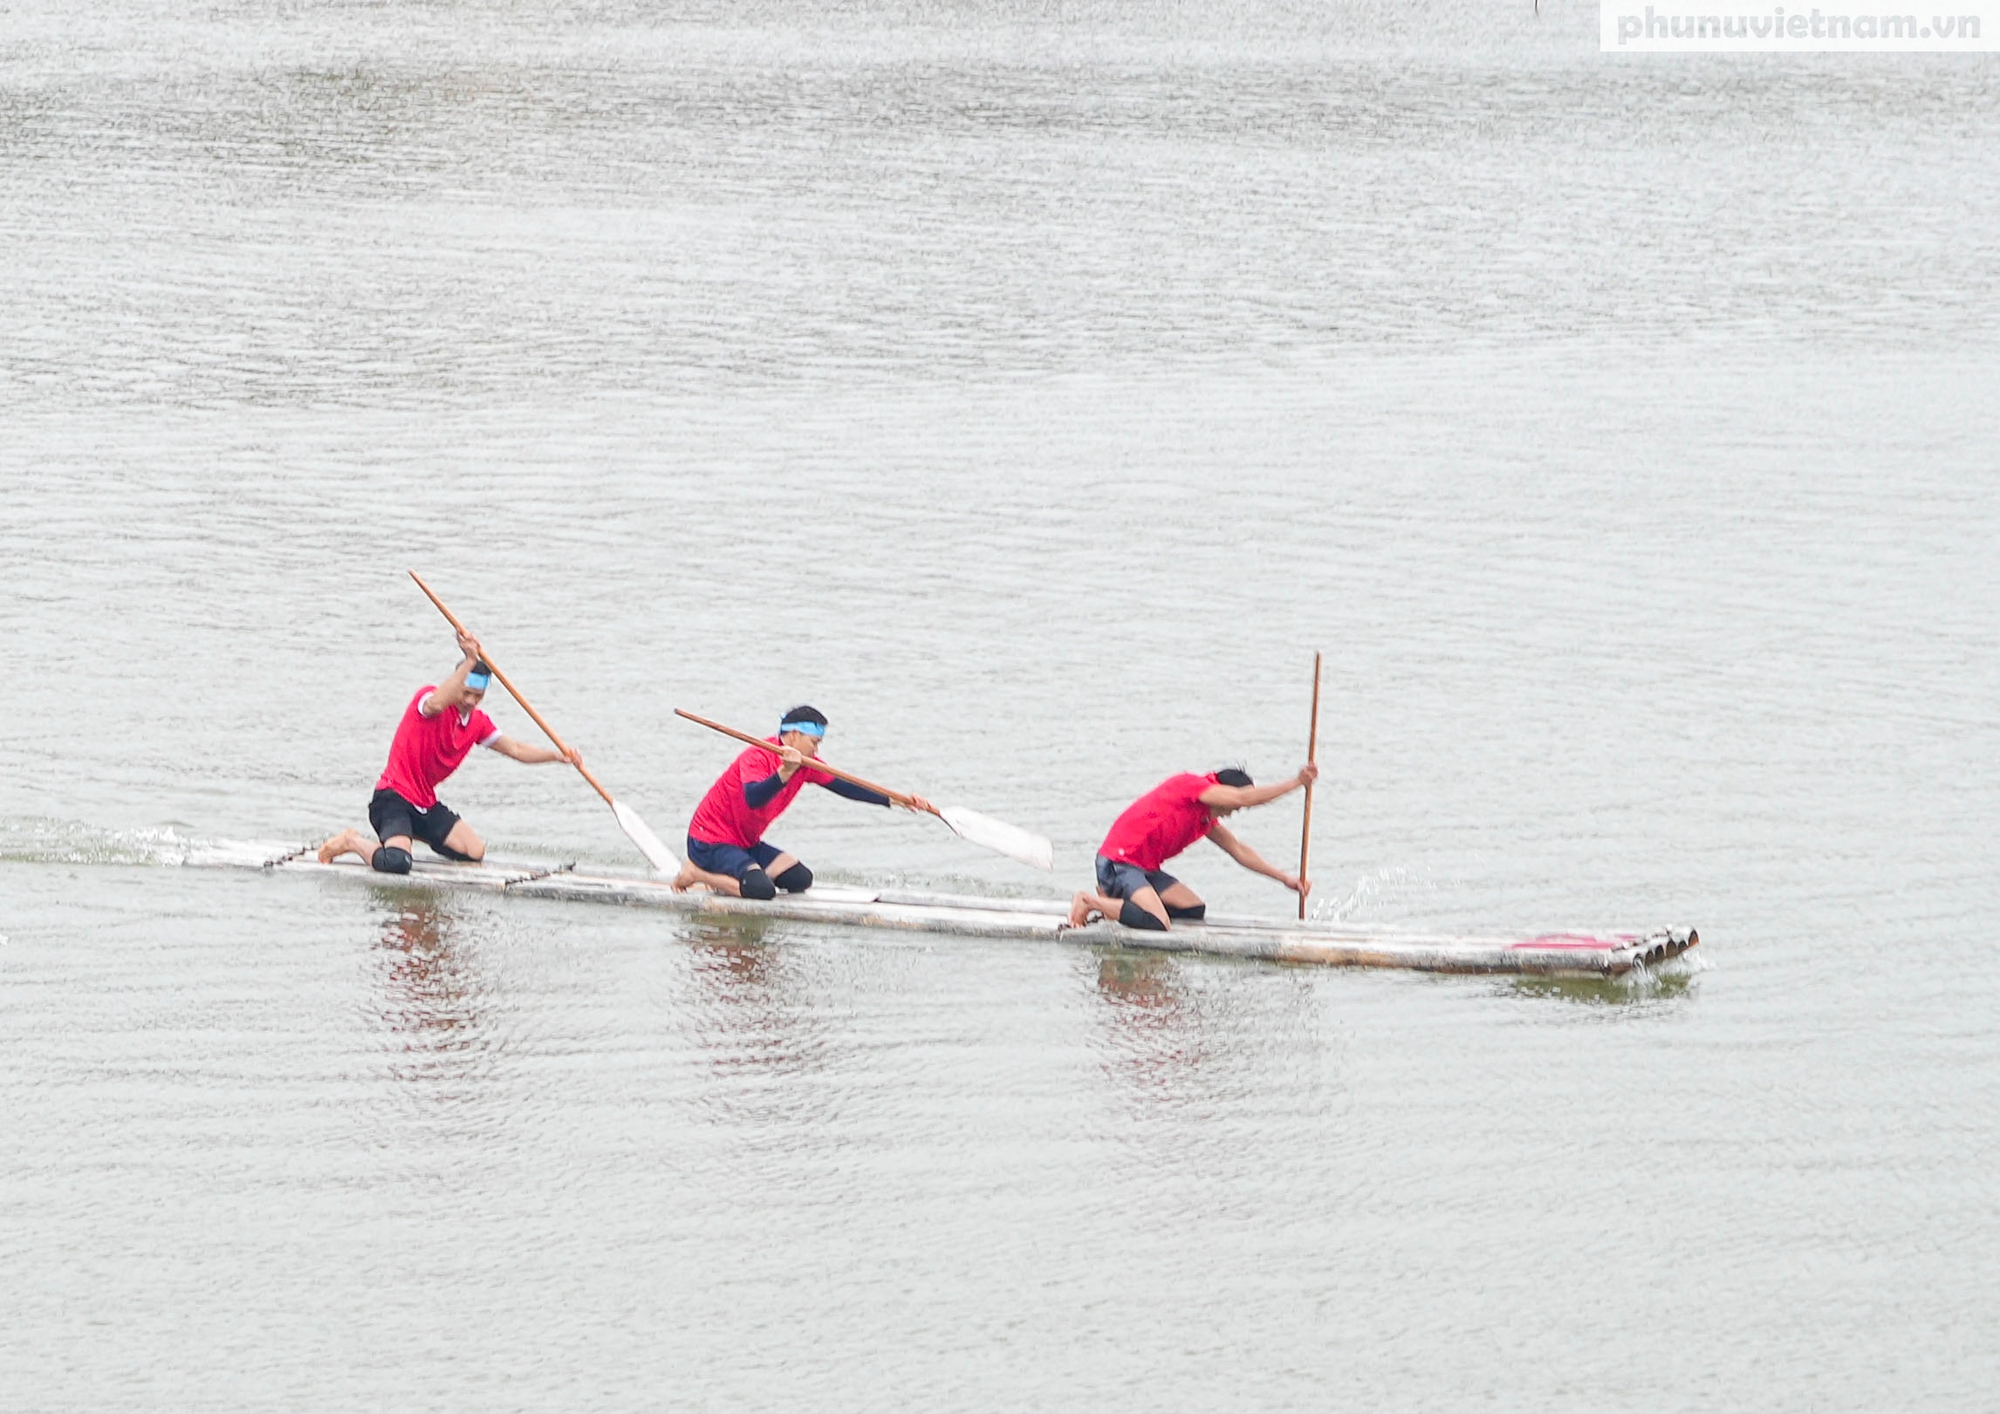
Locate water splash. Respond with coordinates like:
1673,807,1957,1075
1310,865,1440,925
0,817,196,867
0,817,304,870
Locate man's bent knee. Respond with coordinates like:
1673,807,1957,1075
1166,902,1205,921
739,866,777,901
371,846,412,875
1118,899,1169,932
772,862,813,893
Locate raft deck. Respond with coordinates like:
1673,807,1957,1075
198,841,1698,977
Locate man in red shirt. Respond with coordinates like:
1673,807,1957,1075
671,704,932,900
317,628,580,874
1067,763,1319,931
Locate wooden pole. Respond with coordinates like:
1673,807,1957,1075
409,571,612,807
1299,650,1322,921
407,571,680,874
673,708,930,814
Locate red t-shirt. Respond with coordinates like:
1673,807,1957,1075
374,685,500,809
1098,772,1223,871
687,739,835,848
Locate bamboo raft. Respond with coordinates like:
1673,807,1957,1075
195,840,1697,977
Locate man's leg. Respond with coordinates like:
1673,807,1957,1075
727,844,812,899
1157,879,1205,921
338,791,434,873
1072,858,1176,929
1117,884,1172,930
317,829,419,873
433,818,485,863
1068,889,1120,926
672,862,743,894
1068,883,1171,930
762,850,812,893
672,841,767,897
317,829,371,865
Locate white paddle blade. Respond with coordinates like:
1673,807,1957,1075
936,805,1054,871
611,797,679,874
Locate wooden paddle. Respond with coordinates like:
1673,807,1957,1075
674,708,1054,871
410,572,679,874
1299,650,1322,920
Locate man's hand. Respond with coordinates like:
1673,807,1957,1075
455,628,483,663
777,744,806,775
903,794,935,814
1296,762,1320,787
1282,873,1309,895
562,745,584,768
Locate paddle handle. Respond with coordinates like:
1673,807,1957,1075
1299,650,1321,920
673,708,932,814
408,570,616,810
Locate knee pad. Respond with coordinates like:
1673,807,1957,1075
1166,902,1205,921
370,846,412,875
772,862,813,893
1118,899,1169,932
432,841,476,863
739,867,777,901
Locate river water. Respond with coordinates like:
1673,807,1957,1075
3,1,1997,1408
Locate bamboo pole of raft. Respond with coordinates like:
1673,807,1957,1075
409,572,678,872
1299,650,1322,921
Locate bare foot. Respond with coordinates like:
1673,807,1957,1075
670,862,704,893
317,829,370,865
1068,892,1102,927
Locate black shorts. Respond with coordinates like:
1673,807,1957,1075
1096,855,1180,900
686,836,787,880
368,788,466,859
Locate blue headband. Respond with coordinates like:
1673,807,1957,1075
465,671,492,691
780,720,825,738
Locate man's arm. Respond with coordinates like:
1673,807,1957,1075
821,777,892,807
420,629,484,716
744,771,904,810
740,744,809,809
1198,762,1319,813
815,774,932,813
486,735,579,766
1207,821,1306,894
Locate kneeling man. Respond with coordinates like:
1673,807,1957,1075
1068,764,1318,931
318,628,579,873
672,705,931,899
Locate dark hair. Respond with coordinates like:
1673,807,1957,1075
1214,767,1253,788
780,704,828,728
471,660,492,677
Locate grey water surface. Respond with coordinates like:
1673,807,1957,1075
3,1,1997,1409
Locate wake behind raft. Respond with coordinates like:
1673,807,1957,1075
197,841,1698,978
